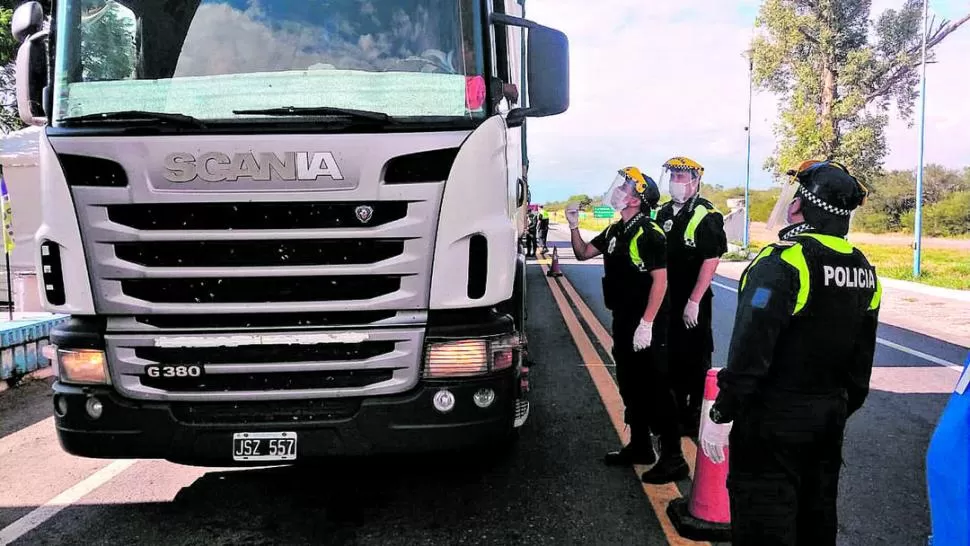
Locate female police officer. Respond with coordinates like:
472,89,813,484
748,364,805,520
566,167,689,484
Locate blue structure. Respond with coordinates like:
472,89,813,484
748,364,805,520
0,314,70,381
926,352,970,546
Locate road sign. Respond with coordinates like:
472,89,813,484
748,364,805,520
593,206,614,219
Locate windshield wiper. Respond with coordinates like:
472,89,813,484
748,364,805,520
232,106,395,123
59,110,207,128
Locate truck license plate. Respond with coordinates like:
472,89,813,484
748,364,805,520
232,432,297,462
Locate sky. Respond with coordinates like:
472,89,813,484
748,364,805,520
524,0,970,203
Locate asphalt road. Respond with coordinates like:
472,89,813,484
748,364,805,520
0,256,966,545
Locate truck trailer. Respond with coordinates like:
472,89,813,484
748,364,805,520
10,0,568,465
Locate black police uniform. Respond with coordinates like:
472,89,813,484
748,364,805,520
711,226,881,545
590,212,684,468
655,196,728,430
526,214,538,257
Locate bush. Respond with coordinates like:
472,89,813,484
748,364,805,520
900,191,970,236
854,209,895,234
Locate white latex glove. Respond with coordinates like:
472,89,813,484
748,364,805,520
699,404,732,464
683,299,700,329
565,203,580,230
632,319,653,352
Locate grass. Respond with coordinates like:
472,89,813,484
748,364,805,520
746,239,970,290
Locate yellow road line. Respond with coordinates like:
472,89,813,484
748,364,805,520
538,262,709,546
554,271,699,480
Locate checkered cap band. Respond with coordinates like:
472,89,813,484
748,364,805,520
797,185,852,217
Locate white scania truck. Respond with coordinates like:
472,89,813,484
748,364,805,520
10,0,568,465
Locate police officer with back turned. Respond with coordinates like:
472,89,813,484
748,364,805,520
701,160,882,545
566,167,690,484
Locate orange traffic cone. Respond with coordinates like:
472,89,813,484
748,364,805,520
667,368,732,542
546,247,563,277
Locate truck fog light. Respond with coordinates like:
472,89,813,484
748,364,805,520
473,388,495,408
85,397,104,420
54,395,68,417
432,389,456,413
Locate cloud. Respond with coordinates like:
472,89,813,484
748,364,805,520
525,0,970,203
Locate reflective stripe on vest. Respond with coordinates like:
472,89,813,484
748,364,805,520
779,245,811,315
740,245,777,291
628,223,665,270
869,276,883,311
684,204,720,248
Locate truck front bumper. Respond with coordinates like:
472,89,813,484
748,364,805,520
52,373,517,466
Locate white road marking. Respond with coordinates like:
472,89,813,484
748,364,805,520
0,460,137,545
711,279,964,371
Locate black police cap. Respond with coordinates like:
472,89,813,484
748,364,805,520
787,161,867,217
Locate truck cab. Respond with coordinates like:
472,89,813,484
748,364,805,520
10,0,568,465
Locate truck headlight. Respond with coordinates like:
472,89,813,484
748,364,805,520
425,340,488,377
57,349,110,385
424,335,520,378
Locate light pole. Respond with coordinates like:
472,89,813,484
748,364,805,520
744,53,753,250
914,0,929,278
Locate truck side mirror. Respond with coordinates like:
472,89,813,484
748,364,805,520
15,31,49,126
489,14,569,126
11,2,49,126
11,1,44,43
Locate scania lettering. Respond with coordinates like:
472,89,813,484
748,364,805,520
12,0,568,465
162,151,345,183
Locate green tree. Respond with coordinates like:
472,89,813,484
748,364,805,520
80,2,135,81
752,0,970,183
1,5,21,133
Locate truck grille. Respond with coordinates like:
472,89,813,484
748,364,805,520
142,369,395,392
114,239,406,267
132,311,399,330
171,398,362,425
106,201,408,230
55,132,458,401
108,329,425,402
134,342,395,364
120,275,403,304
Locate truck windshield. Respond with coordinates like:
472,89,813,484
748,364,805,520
52,0,488,126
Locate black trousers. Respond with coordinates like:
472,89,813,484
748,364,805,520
611,314,681,450
668,293,713,420
727,395,847,546
526,233,537,256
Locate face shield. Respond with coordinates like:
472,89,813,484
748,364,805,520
601,171,636,212
659,167,700,204
765,179,801,231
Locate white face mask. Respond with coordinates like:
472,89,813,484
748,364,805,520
670,182,694,204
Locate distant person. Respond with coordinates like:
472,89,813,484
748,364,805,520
655,156,727,436
526,211,538,257
703,160,880,545
538,207,550,253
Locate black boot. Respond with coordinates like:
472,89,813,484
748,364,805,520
604,440,656,466
640,437,689,484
